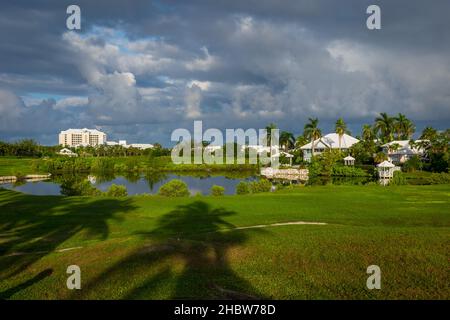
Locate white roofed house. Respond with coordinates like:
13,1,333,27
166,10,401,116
58,148,78,157
381,140,427,164
300,133,360,162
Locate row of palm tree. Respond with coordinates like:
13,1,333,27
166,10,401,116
269,112,425,157
373,112,415,142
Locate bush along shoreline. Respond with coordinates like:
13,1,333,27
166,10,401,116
29,156,259,175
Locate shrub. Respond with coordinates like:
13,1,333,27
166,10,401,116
249,179,272,193
331,165,369,177
13,171,26,181
158,179,190,197
210,185,225,196
402,171,450,185
426,172,450,184
390,171,407,185
113,163,128,172
236,181,250,195
106,184,128,197
402,155,423,172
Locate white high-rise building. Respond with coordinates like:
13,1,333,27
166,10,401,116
58,128,107,147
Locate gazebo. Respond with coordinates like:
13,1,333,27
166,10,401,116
377,160,396,179
277,151,294,166
343,155,355,166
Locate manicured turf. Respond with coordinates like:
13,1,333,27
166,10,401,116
0,185,449,299
0,157,42,176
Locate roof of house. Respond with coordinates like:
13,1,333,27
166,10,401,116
381,140,410,148
271,151,294,158
377,160,395,168
382,140,427,154
300,133,360,150
344,155,355,160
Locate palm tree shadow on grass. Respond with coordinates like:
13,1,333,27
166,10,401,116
0,268,53,299
78,200,267,299
0,189,136,295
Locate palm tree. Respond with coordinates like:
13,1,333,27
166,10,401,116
403,119,415,140
265,123,278,146
374,112,394,143
280,131,295,151
420,126,438,140
295,135,308,149
374,151,388,163
303,118,322,157
394,113,415,139
335,118,349,152
389,142,401,153
362,124,375,142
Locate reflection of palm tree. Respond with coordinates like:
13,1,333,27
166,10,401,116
144,171,167,191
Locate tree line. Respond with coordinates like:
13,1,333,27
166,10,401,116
0,139,171,158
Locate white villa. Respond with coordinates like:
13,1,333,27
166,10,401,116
381,140,427,164
300,133,360,162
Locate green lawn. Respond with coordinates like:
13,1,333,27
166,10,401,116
0,185,449,299
0,157,43,176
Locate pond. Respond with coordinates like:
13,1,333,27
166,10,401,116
1,171,378,196
1,171,258,196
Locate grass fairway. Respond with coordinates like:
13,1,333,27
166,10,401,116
0,157,42,176
0,185,449,299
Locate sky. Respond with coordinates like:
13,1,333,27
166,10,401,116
0,0,449,146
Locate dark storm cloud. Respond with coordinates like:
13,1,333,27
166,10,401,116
0,0,449,145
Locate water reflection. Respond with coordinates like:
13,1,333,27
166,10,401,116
1,171,257,196
1,171,381,196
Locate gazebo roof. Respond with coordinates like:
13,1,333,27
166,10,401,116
272,151,294,158
377,160,395,168
343,155,355,161
279,151,294,158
